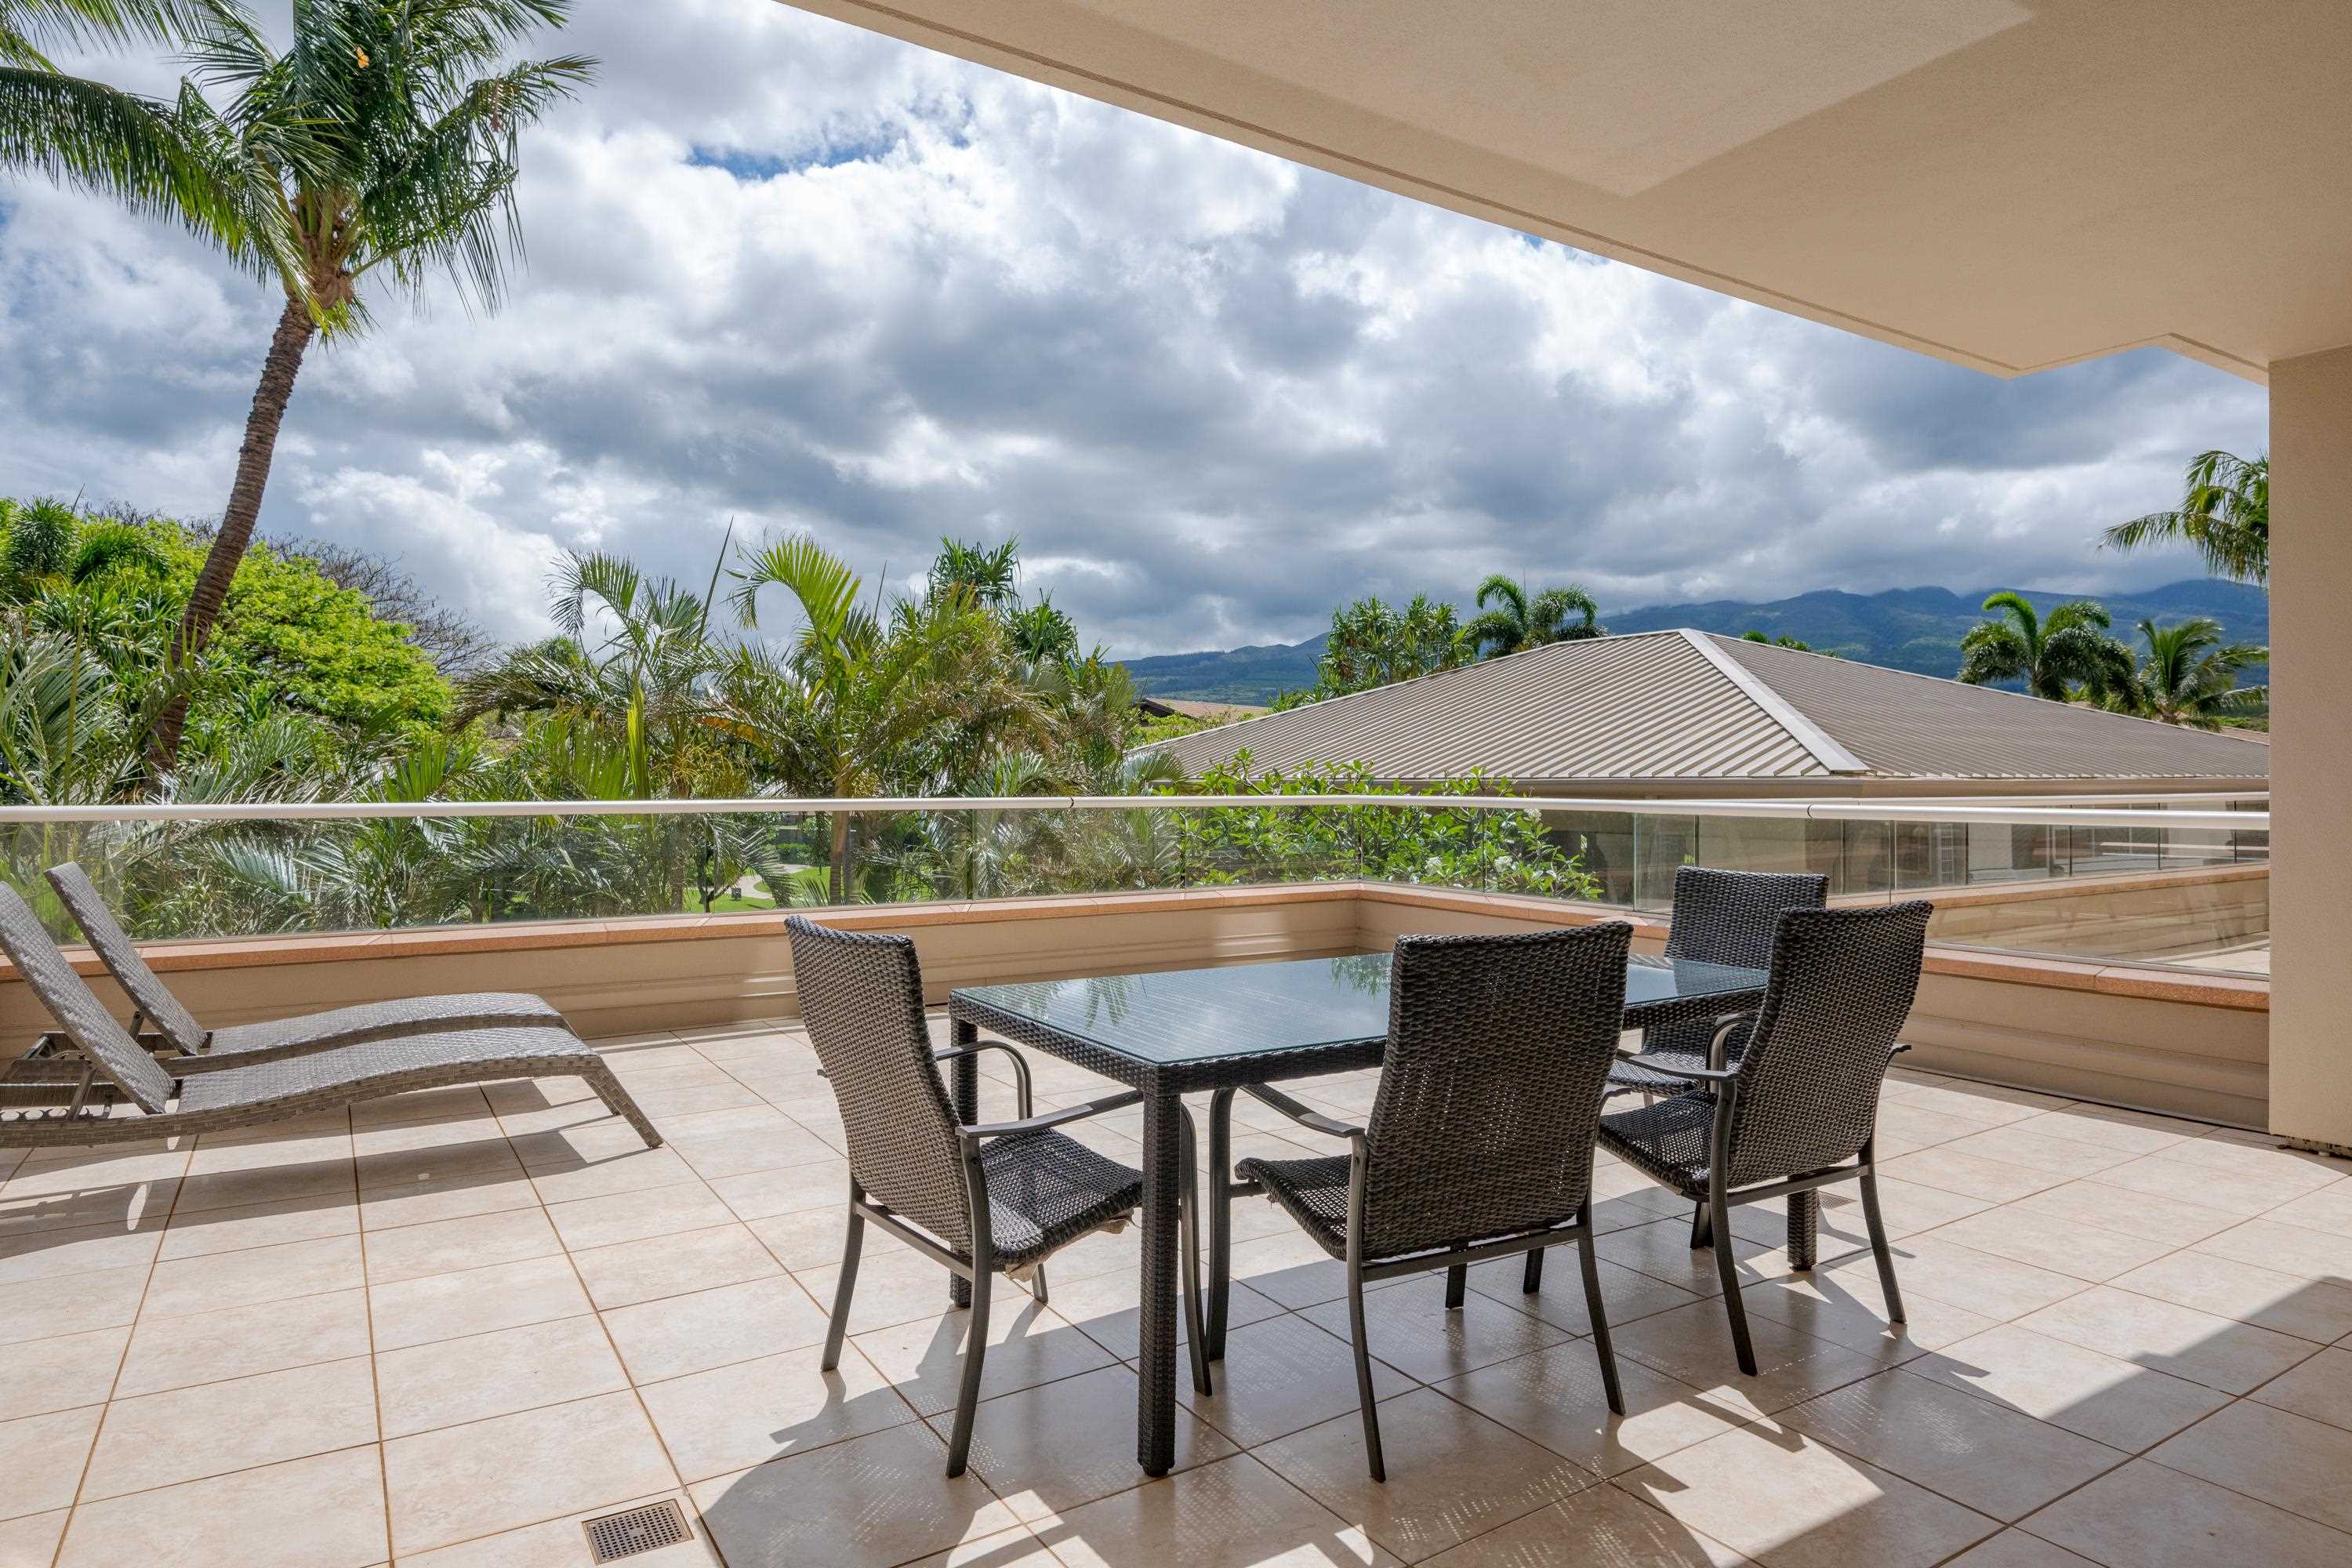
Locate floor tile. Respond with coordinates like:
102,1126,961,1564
2008,1106,2208,1156
545,1180,735,1250
2248,1344,2352,1432
1046,1267,1280,1362
1878,1148,2066,1204
81,1356,377,1501
2021,1457,2352,1568
2087,1155,2325,1216
851,1293,1114,1417
0,1220,161,1285
361,1205,561,1285
600,1272,832,1383
1775,1367,2125,1521
1435,1340,1745,1478
2005,1179,2244,1247
1258,1386,1598,1563
2108,1250,2352,1344
115,1287,370,1396
641,1341,915,1481
1593,1218,1777,1298
2192,1217,2352,1283
0,1179,176,1240
689,1422,1018,1568
376,1314,628,1437
158,1192,359,1258
2264,1180,2352,1238
1926,1207,2178,1283
2015,1284,2319,1395
2147,1399,2352,1534
571,1221,782,1309
0,1326,126,1422
171,1156,354,1216
704,1160,849,1222
1298,1272,1573,1384
368,1252,592,1351
940,1363,1236,1522
1831,1236,2084,1323
1035,1452,1397,1567
1618,1420,1999,1568
53,1446,387,1568
357,1171,539,1232
0,1264,149,1345
797,1247,967,1337
1176,1312,1416,1448
384,1389,677,1555
398,1489,718,1567
0,1511,68,1568
0,1403,103,1520
521,1142,702,1204
140,1232,365,1318
1417,1483,1748,1566
1223,1229,1352,1309
1907,1324,2231,1450
1610,1299,1900,1420
1942,1527,2103,1566
1466,1249,1700,1334
1736,1265,1994,1359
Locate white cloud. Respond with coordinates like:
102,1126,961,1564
0,2,2267,655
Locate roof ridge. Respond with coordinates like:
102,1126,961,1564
1678,630,1869,774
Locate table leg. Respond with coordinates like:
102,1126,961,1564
949,1017,978,1311
1206,1087,1234,1362
1136,1089,1182,1475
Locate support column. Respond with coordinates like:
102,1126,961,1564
2267,343,2352,1155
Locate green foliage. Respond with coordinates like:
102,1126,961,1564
1465,574,1602,657
2104,450,2267,586
1742,629,1822,652
1956,592,2134,702
1316,593,1471,696
2111,616,2267,728
1176,754,1601,900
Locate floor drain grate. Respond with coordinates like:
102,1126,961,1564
583,1501,692,1563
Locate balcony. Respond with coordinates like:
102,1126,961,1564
3,797,2343,1567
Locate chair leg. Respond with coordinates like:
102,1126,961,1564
1788,1191,1820,1272
1859,1167,1907,1323
1029,1264,1048,1306
1206,1087,1235,1363
1444,1264,1468,1310
944,1264,993,1478
822,1202,864,1372
1709,1183,1757,1376
1574,1208,1625,1416
1345,1259,1385,1483
1522,1247,1544,1294
1180,1109,1212,1396
1689,1199,1711,1250
582,1063,663,1149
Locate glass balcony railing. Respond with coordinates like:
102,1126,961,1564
0,793,2270,977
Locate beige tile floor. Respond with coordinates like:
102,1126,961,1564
3,1021,2350,1567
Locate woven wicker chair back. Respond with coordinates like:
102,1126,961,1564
1661,867,1830,971
785,916,972,1254
46,863,209,1054
0,884,177,1112
1359,923,1632,1258
1726,902,1933,1186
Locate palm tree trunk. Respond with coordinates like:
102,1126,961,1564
145,294,317,777
828,811,850,904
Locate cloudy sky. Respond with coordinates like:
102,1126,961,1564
0,1,2268,658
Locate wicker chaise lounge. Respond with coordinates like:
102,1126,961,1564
45,862,565,1062
0,885,660,1150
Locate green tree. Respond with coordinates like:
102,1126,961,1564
1464,573,1602,657
1956,591,2133,702
1742,629,1815,652
147,0,594,773
1316,593,1469,695
2103,449,2267,586
0,0,222,220
928,536,1022,609
2119,616,2266,728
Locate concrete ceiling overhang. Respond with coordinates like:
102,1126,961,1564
779,1,2352,383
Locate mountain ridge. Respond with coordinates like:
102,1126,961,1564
1121,580,2269,704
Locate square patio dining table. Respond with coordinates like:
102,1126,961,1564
948,946,1772,1473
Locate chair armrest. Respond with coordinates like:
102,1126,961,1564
960,1087,1143,1143
1633,1059,1739,1085
1240,1083,1365,1142
1708,1010,1759,1070
934,1039,1033,1118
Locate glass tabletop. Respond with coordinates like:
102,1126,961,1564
952,952,1768,1069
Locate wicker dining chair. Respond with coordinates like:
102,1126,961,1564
1604,866,1828,1101
45,862,565,1063
785,916,1207,1477
1224,923,1635,1482
1598,902,1932,1375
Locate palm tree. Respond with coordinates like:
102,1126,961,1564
2123,616,2266,728
929,536,1022,610
2103,449,2267,586
720,535,1003,901
1,0,223,220
144,0,594,774
1464,573,1602,657
1956,591,2135,702
1316,593,1470,695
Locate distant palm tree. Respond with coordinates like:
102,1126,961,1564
1741,630,1818,652
2122,616,2265,728
929,537,1022,609
2103,449,2267,586
1956,591,2134,702
1465,573,1602,657
145,0,595,775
